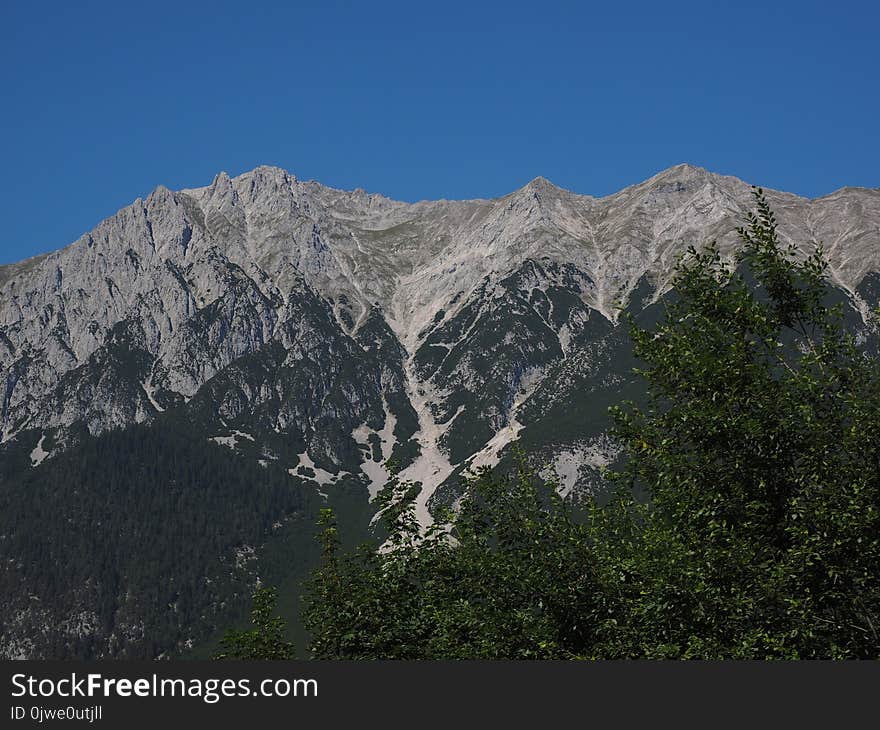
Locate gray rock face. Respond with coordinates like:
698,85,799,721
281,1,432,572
1,164,878,517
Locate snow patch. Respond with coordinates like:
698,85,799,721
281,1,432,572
396,361,460,529
539,436,621,498
30,435,49,467
352,399,398,499
359,459,390,500
208,430,255,449
141,380,165,413
462,367,540,474
290,451,348,487
558,323,572,354
464,417,524,473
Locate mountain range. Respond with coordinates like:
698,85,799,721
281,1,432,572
2,163,878,658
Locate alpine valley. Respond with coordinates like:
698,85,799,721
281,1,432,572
2,164,879,658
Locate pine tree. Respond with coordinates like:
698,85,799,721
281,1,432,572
214,586,296,660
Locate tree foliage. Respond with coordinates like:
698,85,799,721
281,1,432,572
300,189,880,659
214,586,295,660
602,188,880,658
304,459,599,659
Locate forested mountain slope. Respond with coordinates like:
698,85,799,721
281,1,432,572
2,165,877,657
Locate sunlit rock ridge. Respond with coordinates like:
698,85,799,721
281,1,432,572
2,164,879,523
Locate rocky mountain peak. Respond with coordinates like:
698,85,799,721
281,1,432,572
521,175,566,194
2,163,878,463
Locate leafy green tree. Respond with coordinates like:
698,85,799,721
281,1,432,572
304,458,600,658
601,188,880,658
214,586,296,659
301,189,880,659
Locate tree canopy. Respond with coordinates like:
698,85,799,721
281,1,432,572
288,189,880,659
214,586,295,660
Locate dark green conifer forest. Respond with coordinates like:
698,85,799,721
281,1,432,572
0,418,308,658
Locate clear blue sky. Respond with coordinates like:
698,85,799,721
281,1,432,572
2,0,877,264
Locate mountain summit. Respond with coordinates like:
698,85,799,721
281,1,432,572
1,163,878,468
